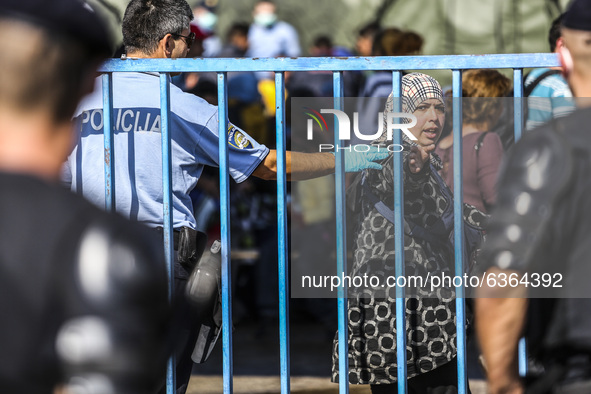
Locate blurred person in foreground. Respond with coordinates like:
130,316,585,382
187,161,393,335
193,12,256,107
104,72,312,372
476,1,591,393
0,0,170,393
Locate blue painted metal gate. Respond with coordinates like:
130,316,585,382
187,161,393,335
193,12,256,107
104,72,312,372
98,53,560,394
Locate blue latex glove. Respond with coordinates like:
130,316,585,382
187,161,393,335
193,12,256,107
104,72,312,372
332,146,389,172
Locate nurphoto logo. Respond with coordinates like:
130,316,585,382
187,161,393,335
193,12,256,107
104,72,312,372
304,108,417,152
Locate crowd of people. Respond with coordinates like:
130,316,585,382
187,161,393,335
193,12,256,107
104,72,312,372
2,0,591,393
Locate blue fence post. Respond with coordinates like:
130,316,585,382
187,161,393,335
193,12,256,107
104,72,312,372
392,70,408,394
333,71,349,394
452,70,468,394
514,68,524,143
159,73,176,394
275,72,290,394
217,72,234,394
513,68,529,377
102,73,115,212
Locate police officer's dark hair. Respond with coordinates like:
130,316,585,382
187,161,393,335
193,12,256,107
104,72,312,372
122,0,193,55
0,18,109,123
549,13,565,52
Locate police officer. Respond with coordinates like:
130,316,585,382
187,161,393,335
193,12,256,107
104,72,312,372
63,1,387,392
0,1,170,393
476,1,591,393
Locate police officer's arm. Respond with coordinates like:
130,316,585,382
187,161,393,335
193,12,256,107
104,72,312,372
252,150,334,181
252,148,388,181
475,126,573,394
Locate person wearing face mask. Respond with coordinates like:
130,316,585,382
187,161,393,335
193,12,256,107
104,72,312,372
247,0,301,112
247,0,301,78
192,0,221,57
475,1,591,393
332,73,486,394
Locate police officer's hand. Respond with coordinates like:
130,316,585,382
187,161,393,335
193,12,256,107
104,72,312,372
408,143,433,173
340,146,389,172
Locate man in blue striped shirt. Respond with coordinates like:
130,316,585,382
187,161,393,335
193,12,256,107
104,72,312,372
525,13,575,130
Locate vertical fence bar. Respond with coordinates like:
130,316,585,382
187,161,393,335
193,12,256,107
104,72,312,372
518,339,528,377
392,71,407,394
275,72,290,394
513,68,528,377
217,72,233,394
333,71,349,394
452,70,468,394
513,68,524,143
159,73,176,394
102,73,115,212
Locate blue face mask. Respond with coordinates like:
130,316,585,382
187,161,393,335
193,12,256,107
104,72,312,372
254,12,277,27
197,11,217,32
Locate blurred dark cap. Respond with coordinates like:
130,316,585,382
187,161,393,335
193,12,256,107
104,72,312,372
0,0,111,56
563,0,591,31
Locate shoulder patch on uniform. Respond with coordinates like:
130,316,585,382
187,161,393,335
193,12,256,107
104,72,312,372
227,124,252,149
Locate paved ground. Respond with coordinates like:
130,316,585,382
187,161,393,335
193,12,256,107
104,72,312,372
187,376,488,394
186,309,488,394
187,376,371,394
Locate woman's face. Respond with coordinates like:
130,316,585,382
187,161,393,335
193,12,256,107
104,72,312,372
409,98,445,146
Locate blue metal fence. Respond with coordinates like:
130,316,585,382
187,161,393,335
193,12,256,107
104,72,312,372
97,53,560,394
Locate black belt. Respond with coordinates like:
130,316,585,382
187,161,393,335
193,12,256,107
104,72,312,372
154,227,180,250
154,227,206,270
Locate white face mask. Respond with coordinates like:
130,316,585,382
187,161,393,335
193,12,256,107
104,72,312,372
196,11,217,32
254,12,277,27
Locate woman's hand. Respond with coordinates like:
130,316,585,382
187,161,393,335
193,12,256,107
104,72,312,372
408,143,434,173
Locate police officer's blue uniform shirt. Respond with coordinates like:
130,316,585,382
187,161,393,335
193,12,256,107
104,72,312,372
63,72,269,229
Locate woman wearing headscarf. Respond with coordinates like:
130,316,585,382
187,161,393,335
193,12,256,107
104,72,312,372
332,73,486,394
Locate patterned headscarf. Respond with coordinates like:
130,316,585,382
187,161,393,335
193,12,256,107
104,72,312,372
377,73,445,144
401,72,444,114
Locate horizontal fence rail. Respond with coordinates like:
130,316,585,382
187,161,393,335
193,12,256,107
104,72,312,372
104,53,559,72
96,54,560,394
